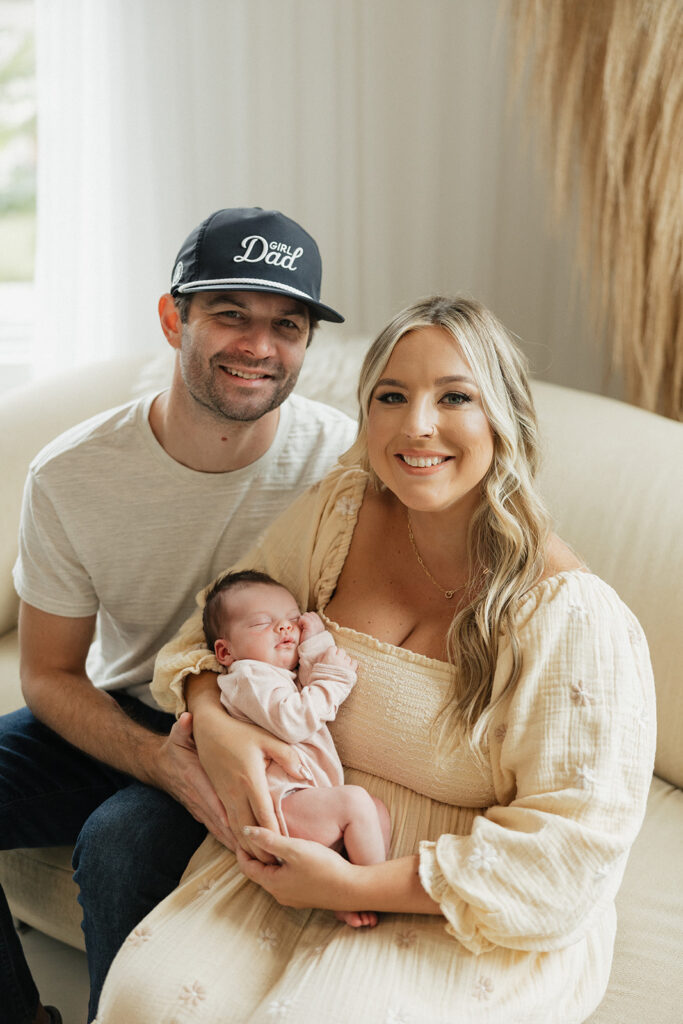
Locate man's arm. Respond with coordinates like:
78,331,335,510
18,600,235,846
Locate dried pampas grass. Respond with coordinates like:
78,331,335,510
506,0,683,419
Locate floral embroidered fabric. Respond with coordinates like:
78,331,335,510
96,466,655,1023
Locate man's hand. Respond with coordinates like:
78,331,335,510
156,712,236,849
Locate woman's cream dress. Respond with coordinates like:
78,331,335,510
95,468,655,1024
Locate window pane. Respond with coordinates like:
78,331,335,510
0,0,35,390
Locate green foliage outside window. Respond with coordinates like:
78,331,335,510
0,1,36,282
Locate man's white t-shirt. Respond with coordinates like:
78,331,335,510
13,391,356,706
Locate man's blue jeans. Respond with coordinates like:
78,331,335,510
0,697,207,1023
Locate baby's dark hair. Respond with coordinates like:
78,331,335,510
202,569,285,650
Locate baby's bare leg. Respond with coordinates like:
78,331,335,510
282,785,390,928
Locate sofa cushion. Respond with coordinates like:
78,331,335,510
0,628,21,716
0,845,84,951
585,775,683,1022
533,383,683,789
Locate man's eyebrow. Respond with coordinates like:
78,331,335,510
201,293,248,309
201,293,307,318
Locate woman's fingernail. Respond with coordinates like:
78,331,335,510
242,826,254,835
301,764,313,781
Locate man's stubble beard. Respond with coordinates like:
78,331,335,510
180,347,299,424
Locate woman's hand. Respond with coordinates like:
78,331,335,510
237,827,444,920
235,826,357,911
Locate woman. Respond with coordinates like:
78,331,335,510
96,297,655,1023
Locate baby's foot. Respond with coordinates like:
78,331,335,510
335,909,378,928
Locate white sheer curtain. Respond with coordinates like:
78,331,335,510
34,0,597,391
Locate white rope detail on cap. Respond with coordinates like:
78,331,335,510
177,277,316,302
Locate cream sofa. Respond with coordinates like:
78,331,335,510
1,333,682,1022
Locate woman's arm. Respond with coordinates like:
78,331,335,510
235,827,442,916
418,575,656,954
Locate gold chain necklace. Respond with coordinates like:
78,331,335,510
406,512,468,600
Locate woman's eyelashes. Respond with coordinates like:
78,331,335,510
373,390,472,406
374,391,406,404
441,391,472,406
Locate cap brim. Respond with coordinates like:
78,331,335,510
173,280,344,323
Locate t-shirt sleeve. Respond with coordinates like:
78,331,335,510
418,573,656,954
12,468,99,617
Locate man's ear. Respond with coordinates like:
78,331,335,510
158,293,184,350
214,639,234,667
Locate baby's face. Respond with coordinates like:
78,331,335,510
218,583,302,670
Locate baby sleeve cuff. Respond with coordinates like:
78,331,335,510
298,630,334,659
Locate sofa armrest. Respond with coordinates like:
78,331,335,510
0,629,21,715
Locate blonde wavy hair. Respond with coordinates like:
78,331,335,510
341,296,552,753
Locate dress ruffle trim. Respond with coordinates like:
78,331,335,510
418,840,495,955
312,468,368,609
167,651,222,715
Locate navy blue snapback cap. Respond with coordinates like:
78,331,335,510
170,207,344,323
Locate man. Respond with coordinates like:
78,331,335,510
0,208,356,1024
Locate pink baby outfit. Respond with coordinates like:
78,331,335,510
216,630,356,833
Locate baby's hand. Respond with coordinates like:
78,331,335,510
320,646,358,673
299,611,325,643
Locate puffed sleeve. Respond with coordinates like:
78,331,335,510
150,466,367,715
418,572,656,954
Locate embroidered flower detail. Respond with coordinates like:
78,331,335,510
394,928,418,949
594,862,610,881
575,764,596,790
127,925,151,946
386,1009,414,1024
493,723,508,743
568,602,589,620
473,976,494,1001
267,997,293,1018
257,927,280,950
336,496,359,518
468,844,498,871
305,943,325,959
197,877,218,896
635,704,649,731
627,623,643,645
179,980,207,1007
570,681,595,706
